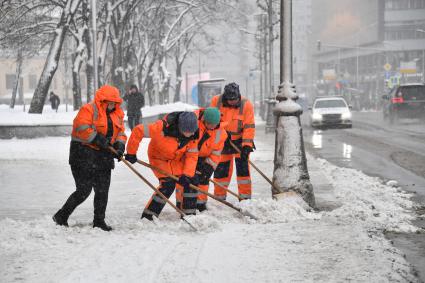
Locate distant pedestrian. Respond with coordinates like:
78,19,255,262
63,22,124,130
123,84,145,130
49,91,60,112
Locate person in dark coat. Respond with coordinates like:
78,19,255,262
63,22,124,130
49,91,60,112
52,85,127,231
123,84,145,130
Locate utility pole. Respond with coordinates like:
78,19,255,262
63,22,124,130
268,0,274,97
263,14,269,119
272,0,315,207
90,0,98,92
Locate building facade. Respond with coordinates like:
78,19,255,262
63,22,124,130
310,0,425,109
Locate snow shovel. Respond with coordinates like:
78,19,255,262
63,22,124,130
229,141,280,194
195,170,242,201
108,147,198,232
137,159,258,220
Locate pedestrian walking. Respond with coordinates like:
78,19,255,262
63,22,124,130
49,91,60,112
123,84,145,130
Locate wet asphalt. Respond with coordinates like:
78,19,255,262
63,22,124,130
298,111,425,282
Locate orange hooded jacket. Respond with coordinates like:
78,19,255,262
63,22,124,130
210,94,255,148
71,85,127,150
126,112,199,178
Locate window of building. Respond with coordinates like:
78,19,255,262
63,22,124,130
386,0,425,9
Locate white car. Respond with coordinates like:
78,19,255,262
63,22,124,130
309,97,352,128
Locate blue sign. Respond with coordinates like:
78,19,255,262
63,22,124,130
384,71,391,79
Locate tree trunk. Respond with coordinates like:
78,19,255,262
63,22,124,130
72,52,83,110
82,0,94,102
174,62,182,102
146,72,154,106
111,45,125,95
98,3,111,86
28,0,81,113
10,49,23,109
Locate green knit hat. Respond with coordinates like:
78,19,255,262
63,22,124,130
203,107,221,125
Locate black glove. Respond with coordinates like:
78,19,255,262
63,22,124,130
125,154,137,164
93,134,109,150
240,145,253,161
113,142,125,160
178,175,191,189
199,162,214,183
191,174,200,186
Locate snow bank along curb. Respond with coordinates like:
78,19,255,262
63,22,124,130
0,153,421,282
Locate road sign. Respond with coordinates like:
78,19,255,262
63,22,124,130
383,63,392,71
400,61,416,74
384,71,391,79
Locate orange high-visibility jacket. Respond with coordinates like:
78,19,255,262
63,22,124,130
71,85,127,149
210,95,255,148
126,112,199,178
195,109,228,169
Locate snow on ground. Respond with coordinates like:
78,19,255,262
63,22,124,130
0,102,197,126
0,118,420,282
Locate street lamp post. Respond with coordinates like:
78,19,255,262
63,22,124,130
417,29,425,81
272,0,315,207
90,0,98,92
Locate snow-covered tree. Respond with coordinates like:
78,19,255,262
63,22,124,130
28,0,82,113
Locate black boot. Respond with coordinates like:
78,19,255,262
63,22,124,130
52,209,69,227
197,203,207,212
141,212,154,221
93,219,112,231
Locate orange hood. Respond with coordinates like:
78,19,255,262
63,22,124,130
94,85,123,105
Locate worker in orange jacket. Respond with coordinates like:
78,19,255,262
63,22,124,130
210,82,255,201
125,111,199,219
175,107,228,212
53,85,127,231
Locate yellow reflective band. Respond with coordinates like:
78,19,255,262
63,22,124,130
244,124,255,129
206,158,218,168
153,195,166,204
237,179,251,185
75,124,92,132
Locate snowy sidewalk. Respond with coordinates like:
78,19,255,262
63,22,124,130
0,123,421,282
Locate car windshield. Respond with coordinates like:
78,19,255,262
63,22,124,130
314,100,347,108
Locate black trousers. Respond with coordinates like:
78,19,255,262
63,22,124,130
128,113,141,130
60,165,111,221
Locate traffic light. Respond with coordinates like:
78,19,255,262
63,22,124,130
317,40,321,51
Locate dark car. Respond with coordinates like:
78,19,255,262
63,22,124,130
382,83,425,124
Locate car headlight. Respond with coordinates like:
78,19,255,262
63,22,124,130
342,112,352,120
312,113,322,121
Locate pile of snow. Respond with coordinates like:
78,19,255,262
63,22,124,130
0,102,197,126
0,133,420,282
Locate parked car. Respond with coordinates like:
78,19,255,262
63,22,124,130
382,83,425,124
309,96,352,129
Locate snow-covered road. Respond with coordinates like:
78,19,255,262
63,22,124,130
0,125,420,282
